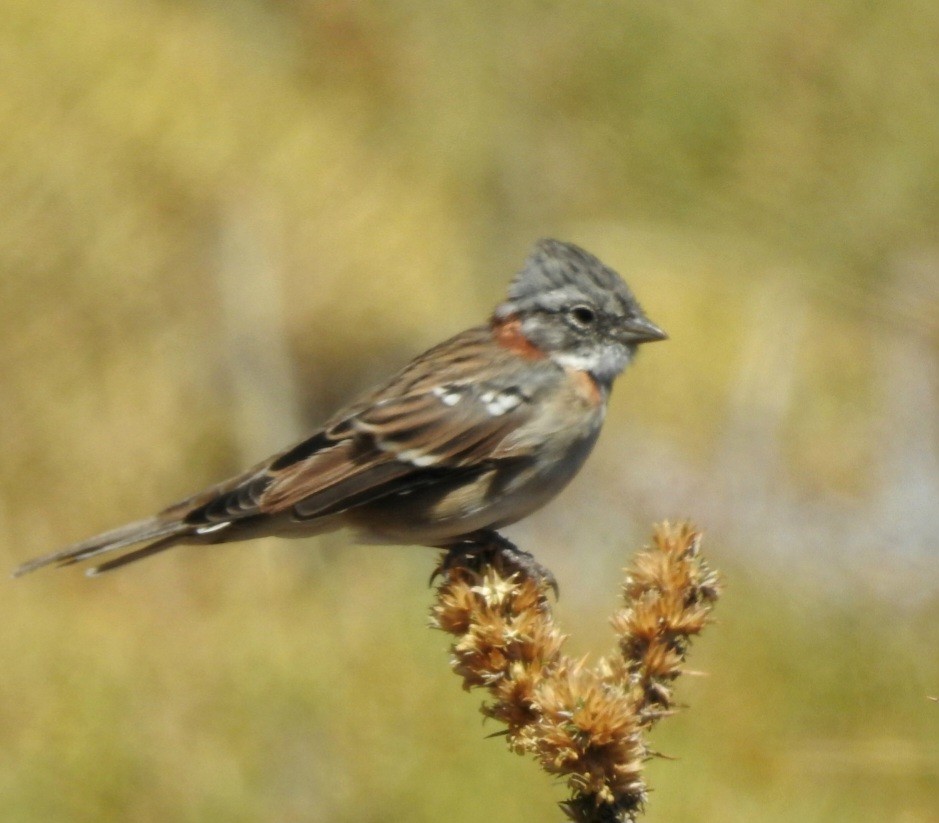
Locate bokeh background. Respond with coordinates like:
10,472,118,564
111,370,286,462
3,2,937,821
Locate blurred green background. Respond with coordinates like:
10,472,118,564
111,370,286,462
2,2,937,821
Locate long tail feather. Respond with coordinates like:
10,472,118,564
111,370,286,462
12,518,191,578
85,533,188,577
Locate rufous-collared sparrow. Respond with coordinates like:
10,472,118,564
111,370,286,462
14,239,666,579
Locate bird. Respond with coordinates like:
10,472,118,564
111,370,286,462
13,239,666,581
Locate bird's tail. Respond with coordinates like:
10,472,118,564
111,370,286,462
12,517,193,578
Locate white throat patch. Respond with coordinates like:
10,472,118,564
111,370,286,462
551,345,631,384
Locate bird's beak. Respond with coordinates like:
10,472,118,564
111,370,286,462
619,316,668,344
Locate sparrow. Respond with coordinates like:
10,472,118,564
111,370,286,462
13,239,666,580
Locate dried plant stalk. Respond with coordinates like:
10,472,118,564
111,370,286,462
429,522,720,823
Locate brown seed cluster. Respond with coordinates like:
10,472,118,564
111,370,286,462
429,522,720,823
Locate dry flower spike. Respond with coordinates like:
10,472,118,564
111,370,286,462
429,522,721,823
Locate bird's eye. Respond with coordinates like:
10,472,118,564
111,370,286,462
569,305,597,327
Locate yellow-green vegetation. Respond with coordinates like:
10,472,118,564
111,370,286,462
2,2,937,821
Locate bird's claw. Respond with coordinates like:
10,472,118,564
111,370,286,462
430,533,559,599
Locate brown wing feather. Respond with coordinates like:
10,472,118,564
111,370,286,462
350,376,535,467
171,327,546,524
259,439,408,514
256,386,532,516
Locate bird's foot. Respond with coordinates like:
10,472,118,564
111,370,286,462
432,532,559,598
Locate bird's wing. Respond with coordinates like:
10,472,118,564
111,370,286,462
173,326,552,524
255,378,537,519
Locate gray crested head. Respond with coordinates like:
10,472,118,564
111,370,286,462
494,239,666,386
